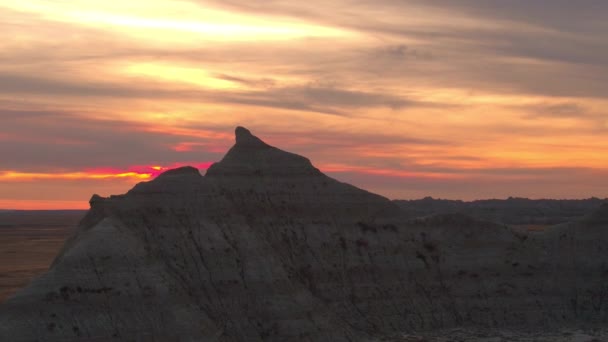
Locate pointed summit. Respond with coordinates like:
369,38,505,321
235,126,268,148
235,126,249,138
206,126,319,178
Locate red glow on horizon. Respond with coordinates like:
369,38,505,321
83,162,216,179
0,162,216,209
0,162,215,182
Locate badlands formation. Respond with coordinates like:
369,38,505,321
1,127,608,341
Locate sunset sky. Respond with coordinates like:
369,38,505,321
1,1,608,209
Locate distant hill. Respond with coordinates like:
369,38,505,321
394,197,607,226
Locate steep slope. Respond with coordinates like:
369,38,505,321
1,127,608,341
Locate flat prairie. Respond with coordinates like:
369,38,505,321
0,210,85,302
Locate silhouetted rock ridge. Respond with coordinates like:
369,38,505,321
1,127,608,341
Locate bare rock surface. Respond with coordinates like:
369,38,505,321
1,127,608,341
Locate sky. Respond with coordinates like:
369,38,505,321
1,1,608,209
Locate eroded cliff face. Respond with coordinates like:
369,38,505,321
1,127,608,342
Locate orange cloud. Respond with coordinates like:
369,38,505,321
319,163,463,180
172,142,208,152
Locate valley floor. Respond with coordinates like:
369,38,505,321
0,210,84,302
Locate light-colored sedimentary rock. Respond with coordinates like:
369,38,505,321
1,127,607,341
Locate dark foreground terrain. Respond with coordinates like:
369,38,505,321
1,201,602,306
1,128,608,341
386,328,608,341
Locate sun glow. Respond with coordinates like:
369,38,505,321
0,163,213,182
2,0,352,42
0,171,153,181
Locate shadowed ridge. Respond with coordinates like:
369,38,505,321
204,126,398,221
156,166,200,178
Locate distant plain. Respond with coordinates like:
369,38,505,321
0,211,85,302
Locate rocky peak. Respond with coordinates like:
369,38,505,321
206,126,319,178
235,126,269,148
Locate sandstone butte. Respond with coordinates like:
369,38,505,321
1,127,608,341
